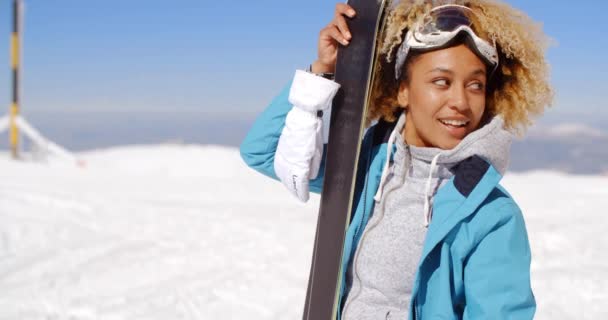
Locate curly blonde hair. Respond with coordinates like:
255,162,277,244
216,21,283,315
368,0,554,134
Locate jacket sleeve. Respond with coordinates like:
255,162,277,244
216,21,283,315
239,80,328,194
463,201,536,320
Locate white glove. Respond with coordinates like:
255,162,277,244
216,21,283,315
274,70,340,202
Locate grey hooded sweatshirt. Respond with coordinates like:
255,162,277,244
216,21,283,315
341,113,512,320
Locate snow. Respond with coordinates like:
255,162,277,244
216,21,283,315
0,145,606,319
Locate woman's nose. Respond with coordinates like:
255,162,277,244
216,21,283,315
448,85,469,111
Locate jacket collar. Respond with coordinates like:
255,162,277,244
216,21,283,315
366,117,505,261
367,134,503,244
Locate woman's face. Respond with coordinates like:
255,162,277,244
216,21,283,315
398,44,488,150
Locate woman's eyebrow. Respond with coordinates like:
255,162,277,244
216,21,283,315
426,67,453,75
426,68,487,76
469,69,486,77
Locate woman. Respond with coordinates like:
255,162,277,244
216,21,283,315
240,1,552,319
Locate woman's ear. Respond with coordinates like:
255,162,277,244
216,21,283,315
397,82,409,108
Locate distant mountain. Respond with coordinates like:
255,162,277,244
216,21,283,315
0,111,255,151
511,123,608,174
3,112,607,175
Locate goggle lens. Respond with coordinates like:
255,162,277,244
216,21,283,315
420,6,473,34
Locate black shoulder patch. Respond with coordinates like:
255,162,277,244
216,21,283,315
453,155,490,197
372,111,403,147
372,120,394,146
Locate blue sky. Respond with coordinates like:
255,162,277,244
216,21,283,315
0,0,606,120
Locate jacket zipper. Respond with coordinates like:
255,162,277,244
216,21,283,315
339,135,373,318
356,139,374,240
342,160,400,318
341,141,373,318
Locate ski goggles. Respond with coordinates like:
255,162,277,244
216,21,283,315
394,4,499,80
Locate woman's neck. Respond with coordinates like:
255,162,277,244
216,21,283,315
402,115,429,148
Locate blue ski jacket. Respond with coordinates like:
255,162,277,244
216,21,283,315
240,82,536,320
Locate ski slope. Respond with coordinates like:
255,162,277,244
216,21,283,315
0,145,606,319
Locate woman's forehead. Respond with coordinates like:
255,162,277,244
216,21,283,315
412,45,487,74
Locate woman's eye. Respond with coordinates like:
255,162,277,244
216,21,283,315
469,82,485,90
433,79,449,86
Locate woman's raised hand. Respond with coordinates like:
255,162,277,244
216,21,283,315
311,3,356,74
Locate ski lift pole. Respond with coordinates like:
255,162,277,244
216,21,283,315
9,0,22,159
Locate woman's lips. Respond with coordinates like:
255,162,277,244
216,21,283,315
438,119,468,139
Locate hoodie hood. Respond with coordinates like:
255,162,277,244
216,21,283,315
374,112,512,226
405,115,512,176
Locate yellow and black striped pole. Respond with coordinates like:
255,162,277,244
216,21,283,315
9,0,22,158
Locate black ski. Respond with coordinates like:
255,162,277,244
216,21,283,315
302,1,388,319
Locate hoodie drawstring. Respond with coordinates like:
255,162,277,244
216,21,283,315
371,112,441,227
373,114,406,202
423,153,441,227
